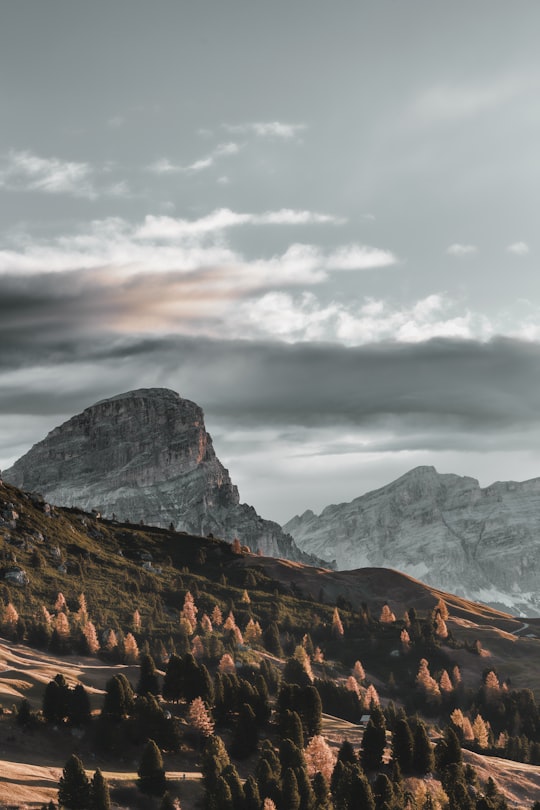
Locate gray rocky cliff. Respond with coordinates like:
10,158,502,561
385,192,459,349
4,389,321,565
284,465,540,615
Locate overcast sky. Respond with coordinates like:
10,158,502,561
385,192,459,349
2,1,540,522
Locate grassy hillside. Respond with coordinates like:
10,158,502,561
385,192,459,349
2,479,540,809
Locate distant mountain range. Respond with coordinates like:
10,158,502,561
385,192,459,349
5,390,540,615
3,388,324,567
284,465,540,616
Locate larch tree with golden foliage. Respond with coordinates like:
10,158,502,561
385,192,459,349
379,603,396,623
332,607,344,638
124,632,139,663
304,735,336,781
188,697,215,737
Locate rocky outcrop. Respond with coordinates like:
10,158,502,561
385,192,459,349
4,389,322,565
284,465,540,615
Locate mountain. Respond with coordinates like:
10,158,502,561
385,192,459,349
3,388,323,565
284,465,540,616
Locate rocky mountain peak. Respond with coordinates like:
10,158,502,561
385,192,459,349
284,466,540,615
4,389,323,566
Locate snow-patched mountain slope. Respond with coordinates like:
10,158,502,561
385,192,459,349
283,466,540,615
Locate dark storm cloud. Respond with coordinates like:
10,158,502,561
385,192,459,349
2,314,540,441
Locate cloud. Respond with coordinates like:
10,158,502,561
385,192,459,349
223,121,306,139
147,141,242,175
446,243,478,256
233,291,492,345
0,150,96,198
507,241,530,255
136,208,345,239
326,244,397,270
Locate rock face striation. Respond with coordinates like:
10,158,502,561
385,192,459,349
4,389,322,565
284,465,540,615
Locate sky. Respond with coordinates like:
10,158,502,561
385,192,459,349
2,1,540,523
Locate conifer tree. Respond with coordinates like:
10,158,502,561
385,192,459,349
90,769,110,810
124,632,139,663
82,621,100,655
361,705,386,771
279,709,305,749
373,773,394,810
58,754,90,809
353,660,365,683
282,767,301,810
138,739,167,796
348,766,375,810
202,735,231,793
101,674,133,721
332,607,344,638
263,622,283,657
70,684,92,726
188,696,215,739
244,775,261,810
231,702,258,759
392,718,414,774
412,720,434,774
337,739,357,764
137,653,160,696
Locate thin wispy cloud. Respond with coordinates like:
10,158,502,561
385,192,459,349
223,121,306,139
507,241,530,256
135,208,345,239
446,243,478,256
148,142,241,175
0,150,131,199
0,150,96,199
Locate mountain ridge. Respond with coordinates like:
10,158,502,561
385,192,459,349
284,464,540,615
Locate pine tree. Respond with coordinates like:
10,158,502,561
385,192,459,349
244,775,261,810
101,674,133,721
279,709,305,749
58,754,91,809
348,767,375,810
230,703,258,759
263,621,283,656
373,773,394,810
16,697,33,728
282,767,301,810
202,735,231,792
361,705,386,771
138,739,167,796
392,718,414,774
412,721,434,774
69,684,92,726
90,769,110,810
137,653,160,696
